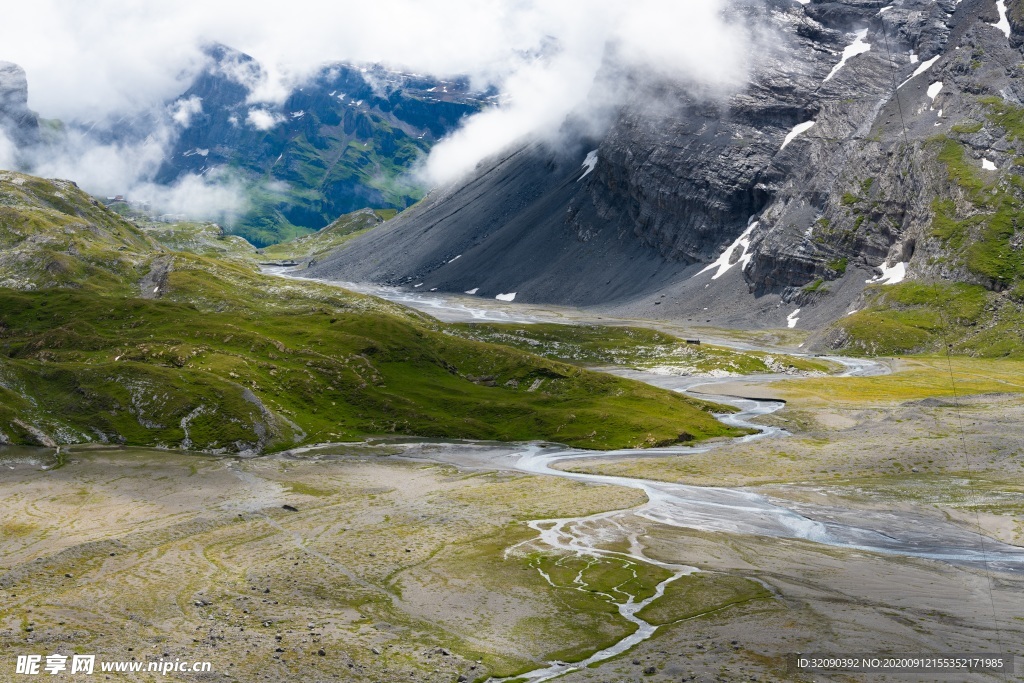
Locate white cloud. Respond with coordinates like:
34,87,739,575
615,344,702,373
23,123,248,222
1,0,757,197
133,172,248,221
417,0,756,183
28,127,170,196
0,130,18,170
170,96,203,127
246,108,285,131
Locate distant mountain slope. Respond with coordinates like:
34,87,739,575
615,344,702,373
304,0,1024,356
153,45,492,244
304,140,701,305
1,46,491,246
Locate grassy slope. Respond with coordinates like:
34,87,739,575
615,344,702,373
772,355,1024,402
139,220,258,262
449,322,834,374
0,172,156,294
256,208,394,264
0,172,743,452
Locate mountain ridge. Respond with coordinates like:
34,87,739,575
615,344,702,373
302,0,1024,356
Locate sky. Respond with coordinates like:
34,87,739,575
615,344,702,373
0,0,755,214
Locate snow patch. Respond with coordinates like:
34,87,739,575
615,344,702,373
787,309,801,329
781,121,815,150
866,261,906,285
695,221,758,280
823,29,871,83
926,81,943,102
983,158,997,171
578,149,598,181
448,254,462,263
464,288,479,295
495,292,517,302
413,283,424,288
994,0,1012,38
898,55,940,89
910,53,919,64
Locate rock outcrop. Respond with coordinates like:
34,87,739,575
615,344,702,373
0,61,39,148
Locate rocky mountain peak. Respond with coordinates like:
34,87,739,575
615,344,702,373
0,61,29,110
0,61,39,148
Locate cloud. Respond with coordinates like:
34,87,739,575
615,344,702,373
22,120,248,223
28,127,170,196
245,108,285,131
0,0,757,202
133,171,248,222
420,0,756,184
0,130,17,170
170,96,203,127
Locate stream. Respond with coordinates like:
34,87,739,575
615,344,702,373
267,273,1024,680
404,361,1024,681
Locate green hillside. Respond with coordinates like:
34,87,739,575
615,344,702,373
0,172,743,452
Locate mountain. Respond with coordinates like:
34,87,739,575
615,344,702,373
0,46,492,246
153,44,493,244
0,61,39,149
0,170,741,451
304,0,1024,356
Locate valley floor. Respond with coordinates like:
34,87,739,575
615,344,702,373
2,292,1022,682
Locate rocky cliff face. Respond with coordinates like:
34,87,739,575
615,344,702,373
0,61,39,149
307,0,1024,336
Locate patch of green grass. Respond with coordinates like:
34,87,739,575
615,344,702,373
417,526,642,676
841,192,860,206
0,521,36,537
447,323,834,375
0,172,156,295
635,573,771,625
930,138,1024,286
142,221,257,261
828,257,848,276
284,482,335,497
775,356,1024,403
0,173,750,453
981,96,1024,139
951,120,985,135
0,289,745,452
833,282,1002,356
257,208,387,263
834,130,1024,356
